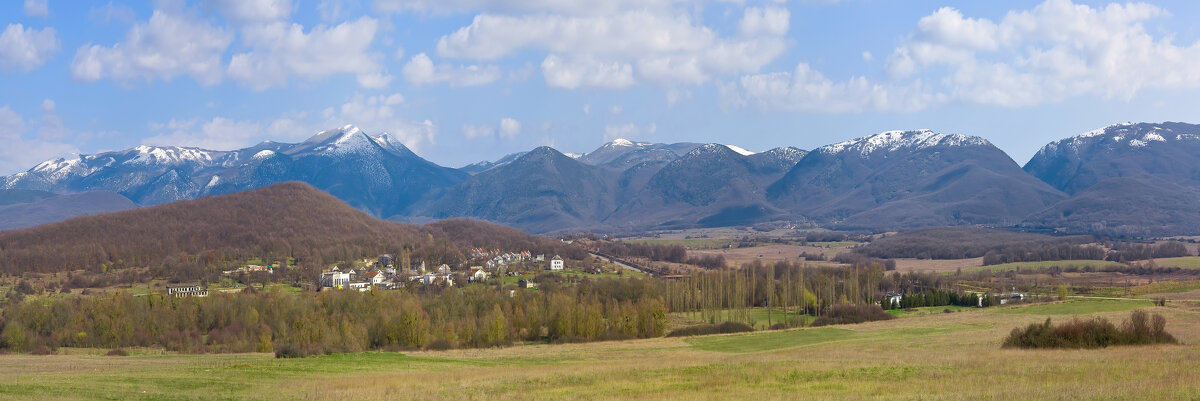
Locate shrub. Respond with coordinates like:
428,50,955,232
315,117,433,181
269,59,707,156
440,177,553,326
666,321,755,337
105,348,129,356
1002,310,1177,349
424,339,453,351
811,304,895,327
768,322,790,330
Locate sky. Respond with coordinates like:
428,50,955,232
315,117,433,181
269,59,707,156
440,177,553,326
3,0,1200,174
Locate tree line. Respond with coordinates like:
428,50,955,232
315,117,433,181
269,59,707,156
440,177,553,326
0,277,667,356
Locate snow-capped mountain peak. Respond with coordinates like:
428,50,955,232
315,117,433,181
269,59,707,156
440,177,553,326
1036,122,1200,159
819,129,989,157
724,144,755,156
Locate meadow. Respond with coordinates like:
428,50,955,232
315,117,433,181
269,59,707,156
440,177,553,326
3,298,1199,400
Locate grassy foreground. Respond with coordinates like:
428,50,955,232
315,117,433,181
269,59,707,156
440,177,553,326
2,299,1200,400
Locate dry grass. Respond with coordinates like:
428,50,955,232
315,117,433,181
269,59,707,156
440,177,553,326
892,257,984,273
3,299,1200,400
689,244,845,267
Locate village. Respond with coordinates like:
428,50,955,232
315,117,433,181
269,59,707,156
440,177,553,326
161,249,631,297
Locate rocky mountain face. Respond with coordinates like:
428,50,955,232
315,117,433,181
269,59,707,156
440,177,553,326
1023,122,1200,235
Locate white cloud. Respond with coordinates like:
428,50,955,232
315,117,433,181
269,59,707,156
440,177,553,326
0,24,59,72
0,105,78,175
498,117,520,139
461,124,494,139
739,6,789,37
204,0,292,23
401,53,500,87
603,122,656,141
374,0,720,16
541,55,634,89
884,0,1200,107
861,51,872,62
228,17,387,90
144,117,272,150
70,10,232,85
438,10,786,88
144,92,437,153
24,0,48,17
89,2,137,25
721,63,943,113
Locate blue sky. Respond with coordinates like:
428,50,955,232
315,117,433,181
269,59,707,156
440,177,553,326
3,0,1200,174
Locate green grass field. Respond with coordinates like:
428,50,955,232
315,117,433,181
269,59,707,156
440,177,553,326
1151,256,1200,269
3,298,1199,400
670,307,814,330
963,259,1124,273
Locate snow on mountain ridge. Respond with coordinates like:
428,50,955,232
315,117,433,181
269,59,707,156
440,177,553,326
819,130,988,157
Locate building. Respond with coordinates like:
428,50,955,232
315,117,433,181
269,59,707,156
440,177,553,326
166,285,208,298
518,279,537,289
883,292,903,308
549,255,564,271
468,267,489,282
320,269,351,288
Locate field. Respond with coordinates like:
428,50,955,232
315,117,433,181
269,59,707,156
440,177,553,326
688,244,846,267
1152,256,1200,269
4,298,1200,400
964,259,1125,273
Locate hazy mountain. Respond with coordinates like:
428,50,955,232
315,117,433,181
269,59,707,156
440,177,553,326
607,144,790,229
459,151,528,174
578,138,703,169
768,130,1066,229
2,125,466,219
0,190,137,231
1023,122,1200,235
417,147,618,233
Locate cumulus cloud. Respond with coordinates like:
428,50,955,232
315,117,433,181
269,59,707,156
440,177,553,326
0,24,59,72
228,17,388,90
402,53,500,87
437,9,787,88
885,0,1200,107
0,105,78,175
498,117,520,139
70,10,232,85
720,63,943,113
24,0,48,17
374,0,714,16
739,6,789,37
144,93,437,153
541,55,634,89
726,0,1200,113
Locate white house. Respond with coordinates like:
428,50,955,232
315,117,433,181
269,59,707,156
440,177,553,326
549,255,564,271
362,271,385,285
321,271,351,288
468,267,489,282
883,292,902,308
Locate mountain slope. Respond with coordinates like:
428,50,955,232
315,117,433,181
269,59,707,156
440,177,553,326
1024,122,1200,195
417,147,618,233
2,125,467,218
1024,122,1200,235
768,130,1066,229
0,191,137,231
0,182,572,275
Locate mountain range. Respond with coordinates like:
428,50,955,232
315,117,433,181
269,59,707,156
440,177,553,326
4,122,1199,236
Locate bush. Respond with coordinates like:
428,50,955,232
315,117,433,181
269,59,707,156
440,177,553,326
666,321,755,337
1002,310,1177,349
274,342,324,358
424,339,453,351
811,304,895,327
105,348,129,356
768,322,790,330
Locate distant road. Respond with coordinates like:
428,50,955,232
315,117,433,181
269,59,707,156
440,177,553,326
1067,295,1146,301
590,252,652,276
